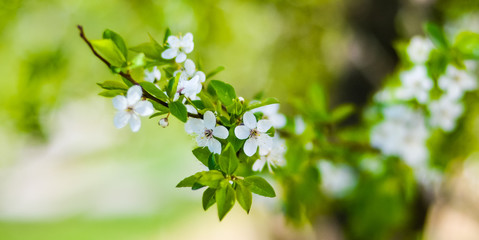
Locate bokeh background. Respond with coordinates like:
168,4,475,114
1,0,479,239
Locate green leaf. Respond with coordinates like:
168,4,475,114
246,97,280,111
209,80,236,106
454,31,479,59
208,153,218,170
103,29,128,59
198,91,215,110
167,74,180,100
244,176,276,198
98,89,125,98
219,144,239,175
330,104,355,122
130,43,163,60
128,53,146,69
176,173,200,188
197,170,225,188
169,101,188,123
139,82,168,101
192,148,211,167
216,181,236,220
149,112,168,119
206,66,225,79
427,49,449,79
90,39,126,67
97,81,128,90
236,181,252,213
202,187,216,211
423,22,449,49
150,100,170,113
121,76,134,87
163,28,171,45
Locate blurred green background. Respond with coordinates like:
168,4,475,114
0,0,478,239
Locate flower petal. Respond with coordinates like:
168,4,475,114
195,71,206,83
213,126,229,139
129,114,141,132
186,104,198,114
196,135,208,147
112,96,127,111
161,48,178,59
114,111,130,129
252,158,266,172
257,120,272,133
182,33,193,42
207,139,222,154
257,134,273,155
243,111,257,129
235,125,251,139
167,36,180,48
127,85,142,105
203,111,216,130
185,118,204,135
244,138,258,157
134,100,154,116
184,59,196,76
175,52,187,63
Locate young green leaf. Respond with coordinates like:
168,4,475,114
167,74,180,100
97,81,128,90
454,31,479,59
98,89,125,98
219,144,239,175
246,97,280,111
197,170,225,188
330,104,355,122
244,176,276,198
149,112,168,119
103,29,128,59
169,101,188,122
235,181,252,213
424,22,449,50
128,53,146,69
216,180,236,220
139,82,168,101
163,28,171,45
208,153,218,170
192,148,211,167
202,187,216,211
209,80,236,106
206,66,225,80
90,39,126,67
150,100,170,113
176,173,200,188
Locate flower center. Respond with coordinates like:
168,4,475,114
204,129,213,138
126,106,134,113
250,129,259,138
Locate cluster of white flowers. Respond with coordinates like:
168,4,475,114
318,160,357,198
184,111,229,154
371,105,429,167
371,34,478,177
161,33,194,63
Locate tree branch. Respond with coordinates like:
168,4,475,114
77,25,202,119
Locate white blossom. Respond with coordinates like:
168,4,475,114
251,104,286,129
161,33,194,63
235,112,273,157
370,105,429,167
439,65,477,100
144,66,161,83
174,59,206,83
318,160,357,198
294,115,306,135
397,66,433,103
252,135,286,172
175,75,203,100
112,85,154,132
429,96,464,132
407,36,434,64
184,111,229,154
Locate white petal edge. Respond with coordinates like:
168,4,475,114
112,96,127,111
213,126,229,139
243,111,257,129
127,85,142,105
134,100,154,116
257,119,272,133
161,48,178,59
235,125,250,140
244,138,258,157
114,111,130,129
184,59,196,76
252,158,266,172
207,139,222,154
203,111,216,130
175,52,187,63
185,118,204,135
129,114,141,132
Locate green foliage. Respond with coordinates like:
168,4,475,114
130,34,164,60
454,31,479,59
246,97,280,111
244,176,276,198
139,81,168,101
424,22,449,49
235,181,252,213
216,180,236,220
209,80,236,106
168,101,187,122
97,81,128,90
90,39,126,67
102,29,128,59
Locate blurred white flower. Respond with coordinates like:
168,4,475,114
371,105,429,167
429,97,464,132
235,112,273,157
318,160,357,198
252,104,286,129
144,66,161,83
252,135,286,172
112,85,154,132
294,115,306,135
407,36,434,64
184,111,229,154
175,75,203,100
174,59,206,83
161,33,194,63
397,66,433,103
439,65,477,100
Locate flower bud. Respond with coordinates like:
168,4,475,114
159,118,169,128
238,96,245,104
